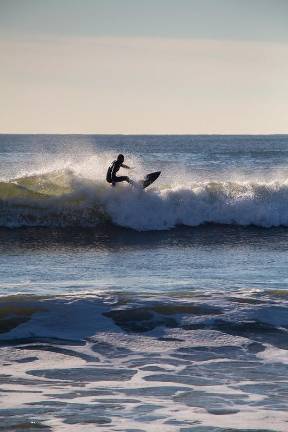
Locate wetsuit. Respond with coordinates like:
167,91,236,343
106,160,130,186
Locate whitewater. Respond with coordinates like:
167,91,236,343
0,134,288,432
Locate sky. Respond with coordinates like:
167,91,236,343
0,0,287,134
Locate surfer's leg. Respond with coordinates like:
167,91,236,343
114,176,130,183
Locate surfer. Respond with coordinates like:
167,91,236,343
106,154,131,186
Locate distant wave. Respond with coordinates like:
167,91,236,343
1,168,288,230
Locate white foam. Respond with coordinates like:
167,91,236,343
0,294,120,341
257,345,288,364
105,180,288,230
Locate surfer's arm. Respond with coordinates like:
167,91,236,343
121,164,130,169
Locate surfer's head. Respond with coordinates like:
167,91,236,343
117,154,124,163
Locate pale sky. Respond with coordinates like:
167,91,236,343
0,0,288,134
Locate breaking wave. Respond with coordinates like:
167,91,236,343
1,165,288,230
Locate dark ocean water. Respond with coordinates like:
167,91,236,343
0,135,287,431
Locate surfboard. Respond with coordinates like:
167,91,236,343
140,171,161,189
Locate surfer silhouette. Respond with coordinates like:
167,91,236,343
106,154,131,186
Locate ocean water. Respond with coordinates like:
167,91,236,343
0,134,288,432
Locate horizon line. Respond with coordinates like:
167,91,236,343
0,132,287,137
